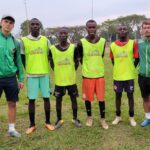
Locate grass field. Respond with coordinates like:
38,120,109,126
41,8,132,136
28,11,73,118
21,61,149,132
0,48,150,150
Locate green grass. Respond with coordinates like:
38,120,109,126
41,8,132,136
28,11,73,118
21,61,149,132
0,48,150,150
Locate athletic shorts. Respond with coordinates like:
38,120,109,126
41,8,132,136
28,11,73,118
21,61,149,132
138,75,150,98
82,78,105,102
27,75,51,100
0,76,19,102
113,80,134,93
54,84,78,98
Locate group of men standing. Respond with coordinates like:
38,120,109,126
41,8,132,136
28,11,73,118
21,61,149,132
0,15,150,137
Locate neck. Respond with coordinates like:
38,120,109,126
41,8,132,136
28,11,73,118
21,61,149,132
2,29,10,37
60,41,68,47
88,35,96,40
119,37,127,42
31,32,39,38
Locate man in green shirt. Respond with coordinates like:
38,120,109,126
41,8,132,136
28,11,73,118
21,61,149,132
138,19,150,127
0,15,24,137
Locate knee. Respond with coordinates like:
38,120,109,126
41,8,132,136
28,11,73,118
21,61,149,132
8,101,16,108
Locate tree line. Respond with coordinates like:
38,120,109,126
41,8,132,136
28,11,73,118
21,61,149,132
20,14,147,43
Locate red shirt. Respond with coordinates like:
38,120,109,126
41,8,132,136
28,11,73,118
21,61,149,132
109,40,139,59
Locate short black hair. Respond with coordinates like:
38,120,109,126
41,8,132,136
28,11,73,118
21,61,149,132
86,19,97,26
30,18,41,25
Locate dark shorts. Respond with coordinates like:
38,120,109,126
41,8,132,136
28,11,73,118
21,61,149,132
0,76,19,102
114,80,134,93
54,84,79,98
138,75,150,98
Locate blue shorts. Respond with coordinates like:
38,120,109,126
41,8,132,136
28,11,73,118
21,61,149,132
0,76,19,101
27,75,51,100
114,80,134,93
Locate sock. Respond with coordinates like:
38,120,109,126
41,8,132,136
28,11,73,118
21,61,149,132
145,113,150,119
8,123,15,132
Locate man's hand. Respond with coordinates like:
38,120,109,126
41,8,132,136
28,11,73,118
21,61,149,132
18,82,24,89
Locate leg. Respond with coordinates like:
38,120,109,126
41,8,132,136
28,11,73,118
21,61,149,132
85,101,92,117
28,100,35,127
55,96,64,129
99,101,105,118
115,92,122,116
127,92,134,117
127,92,136,126
43,98,50,124
26,100,36,134
7,101,21,137
70,95,81,127
56,96,63,121
112,92,122,125
4,76,21,137
85,101,93,127
138,75,150,126
70,95,78,120
7,101,16,127
44,98,54,131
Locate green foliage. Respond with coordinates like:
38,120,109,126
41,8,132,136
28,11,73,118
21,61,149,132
20,20,30,36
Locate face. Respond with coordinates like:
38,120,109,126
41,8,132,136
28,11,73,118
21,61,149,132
117,25,129,39
86,21,97,37
58,28,68,42
142,24,150,37
1,19,14,33
30,19,41,34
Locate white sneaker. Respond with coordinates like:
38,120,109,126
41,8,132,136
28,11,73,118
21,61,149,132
86,116,93,127
100,119,109,130
112,116,122,125
129,117,136,127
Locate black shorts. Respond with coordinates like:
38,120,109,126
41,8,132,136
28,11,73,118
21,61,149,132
0,76,19,102
138,75,150,98
114,80,134,93
54,84,79,98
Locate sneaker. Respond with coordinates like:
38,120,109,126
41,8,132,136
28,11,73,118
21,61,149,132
55,120,64,129
100,119,109,130
112,116,122,125
86,116,93,127
141,119,150,127
129,117,137,127
45,124,55,131
26,126,36,134
8,130,21,138
72,119,82,128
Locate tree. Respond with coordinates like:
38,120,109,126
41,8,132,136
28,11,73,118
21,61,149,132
20,20,30,36
20,19,44,36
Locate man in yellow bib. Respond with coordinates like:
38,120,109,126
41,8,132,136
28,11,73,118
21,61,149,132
21,18,54,134
110,25,139,126
50,27,81,128
78,20,109,129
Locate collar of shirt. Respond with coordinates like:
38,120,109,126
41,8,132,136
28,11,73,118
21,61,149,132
115,39,129,46
27,34,41,40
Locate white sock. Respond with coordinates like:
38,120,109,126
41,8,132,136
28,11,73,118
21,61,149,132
8,123,15,132
145,113,150,119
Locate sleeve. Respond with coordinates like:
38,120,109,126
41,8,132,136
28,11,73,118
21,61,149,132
15,40,24,82
20,39,25,54
109,49,114,59
133,40,139,58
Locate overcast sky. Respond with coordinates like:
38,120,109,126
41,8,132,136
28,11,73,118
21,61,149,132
1,0,150,33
